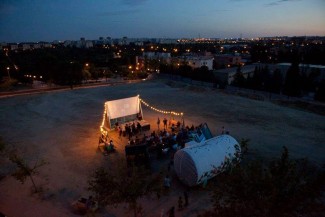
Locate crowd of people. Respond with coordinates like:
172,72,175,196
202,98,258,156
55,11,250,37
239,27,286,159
122,118,214,159
100,117,218,216
122,121,142,139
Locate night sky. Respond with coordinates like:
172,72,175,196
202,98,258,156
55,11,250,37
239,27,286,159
0,0,324,42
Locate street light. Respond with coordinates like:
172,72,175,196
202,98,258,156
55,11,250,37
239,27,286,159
6,67,11,80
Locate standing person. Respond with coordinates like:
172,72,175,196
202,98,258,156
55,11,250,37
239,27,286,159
125,124,130,137
129,125,133,140
168,206,175,217
178,196,183,210
118,126,122,139
221,126,225,134
85,196,94,210
109,140,114,151
164,175,171,189
137,122,142,134
157,117,161,130
163,118,168,130
184,191,189,207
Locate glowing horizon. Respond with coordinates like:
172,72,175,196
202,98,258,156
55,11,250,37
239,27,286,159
0,0,324,43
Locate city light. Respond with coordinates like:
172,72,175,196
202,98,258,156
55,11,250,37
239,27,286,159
6,67,11,80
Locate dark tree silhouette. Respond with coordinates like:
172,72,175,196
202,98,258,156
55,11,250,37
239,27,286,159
202,147,325,217
9,153,48,193
88,162,162,217
314,80,325,102
269,68,283,94
0,136,5,153
283,62,302,97
232,66,246,87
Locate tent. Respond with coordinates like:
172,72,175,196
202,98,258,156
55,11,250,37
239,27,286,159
101,95,143,131
174,135,240,186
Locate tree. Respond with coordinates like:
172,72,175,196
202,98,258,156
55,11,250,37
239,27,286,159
88,161,162,217
261,65,272,91
66,62,83,87
203,147,325,217
82,67,92,83
9,153,48,193
314,80,325,102
232,66,246,87
0,136,5,153
103,69,113,81
239,138,249,155
302,67,321,93
245,73,254,89
269,68,283,94
283,62,302,97
178,64,192,78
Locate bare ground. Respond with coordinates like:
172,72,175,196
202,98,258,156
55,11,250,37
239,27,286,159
0,78,324,217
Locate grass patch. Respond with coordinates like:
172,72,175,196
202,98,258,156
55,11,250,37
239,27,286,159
274,100,325,116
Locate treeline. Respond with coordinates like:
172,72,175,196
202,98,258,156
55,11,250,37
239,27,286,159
232,64,325,101
0,47,144,86
159,64,216,83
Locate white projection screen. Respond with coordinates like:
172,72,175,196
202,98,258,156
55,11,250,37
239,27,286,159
106,96,140,119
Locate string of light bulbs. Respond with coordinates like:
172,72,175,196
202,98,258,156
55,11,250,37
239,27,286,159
139,98,183,116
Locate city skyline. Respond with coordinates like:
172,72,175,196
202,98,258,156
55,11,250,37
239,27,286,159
0,0,325,43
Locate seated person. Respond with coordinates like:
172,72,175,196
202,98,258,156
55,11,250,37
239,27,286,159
177,121,181,128
109,140,114,150
135,136,140,144
171,124,175,132
86,196,94,209
137,113,142,120
137,122,141,132
104,140,115,153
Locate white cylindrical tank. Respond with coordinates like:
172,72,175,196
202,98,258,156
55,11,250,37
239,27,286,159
174,135,240,186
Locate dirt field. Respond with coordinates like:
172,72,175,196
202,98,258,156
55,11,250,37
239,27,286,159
0,78,324,217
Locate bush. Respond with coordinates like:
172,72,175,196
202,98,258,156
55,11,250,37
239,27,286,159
204,146,325,217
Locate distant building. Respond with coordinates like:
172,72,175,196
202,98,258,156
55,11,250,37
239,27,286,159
158,38,178,44
143,52,171,61
22,43,31,51
42,42,52,48
172,55,214,70
213,64,257,85
187,56,214,70
137,52,172,70
75,38,93,48
116,37,129,45
214,54,242,68
33,43,41,49
9,43,19,51
134,41,144,46
64,40,73,47
52,40,60,45
84,40,93,48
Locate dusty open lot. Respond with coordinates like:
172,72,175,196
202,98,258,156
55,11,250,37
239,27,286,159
0,78,324,217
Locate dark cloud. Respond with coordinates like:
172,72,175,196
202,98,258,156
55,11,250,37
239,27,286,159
229,0,302,5
98,9,140,16
122,0,148,6
266,0,302,6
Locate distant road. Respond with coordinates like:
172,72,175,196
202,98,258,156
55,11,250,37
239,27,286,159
0,79,141,99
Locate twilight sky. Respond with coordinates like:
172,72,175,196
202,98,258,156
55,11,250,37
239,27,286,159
0,0,324,42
